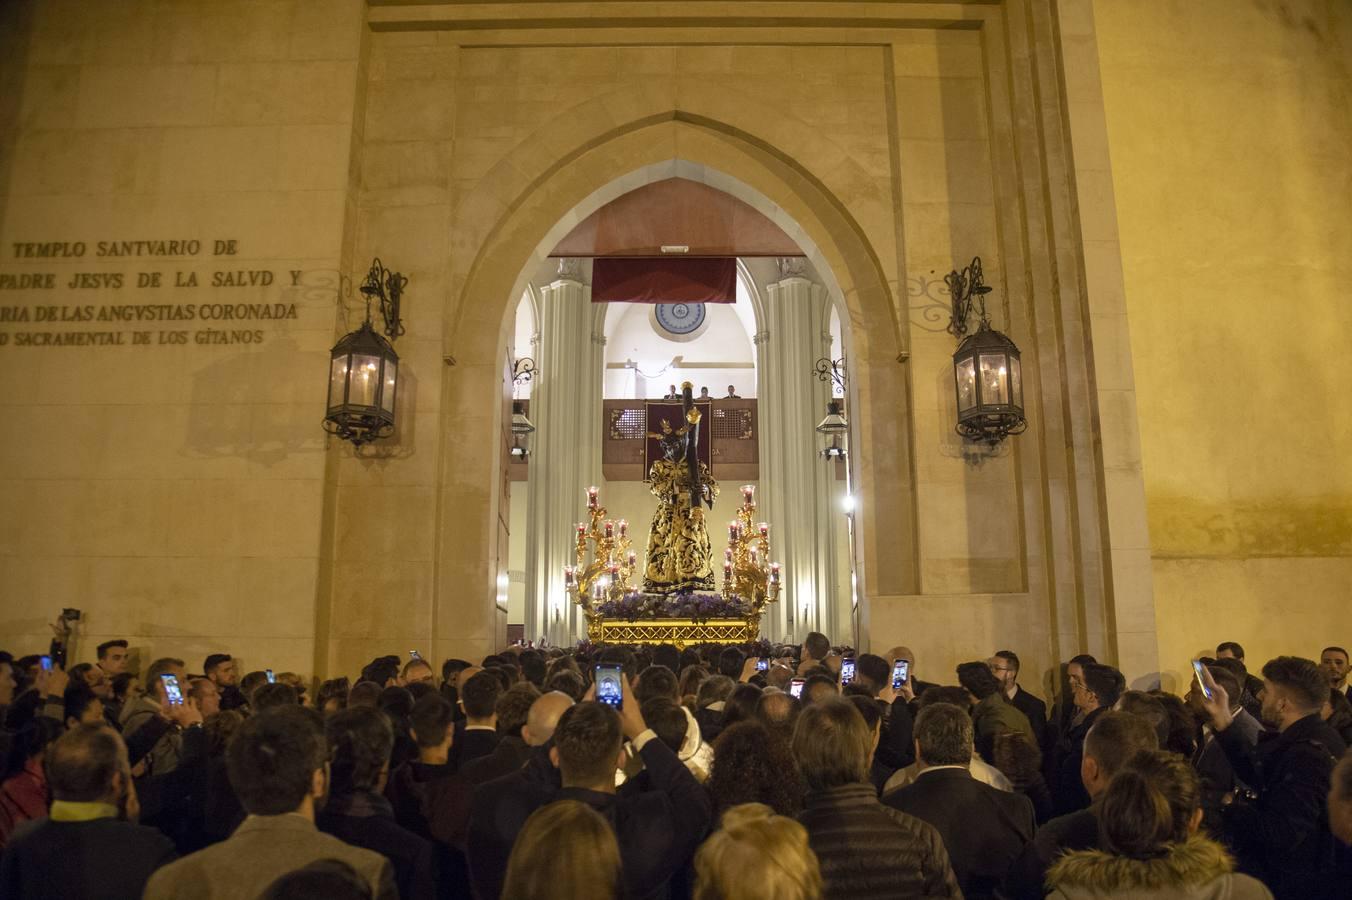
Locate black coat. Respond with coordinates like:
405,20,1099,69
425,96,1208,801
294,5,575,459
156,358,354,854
1049,706,1104,815
884,767,1035,900
458,735,531,787
0,816,178,900
799,782,961,899
875,698,916,771
318,790,439,900
1002,805,1099,900
1217,713,1345,900
1008,685,1049,753
467,737,710,900
451,727,500,771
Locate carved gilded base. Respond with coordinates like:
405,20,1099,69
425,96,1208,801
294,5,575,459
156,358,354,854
586,616,760,649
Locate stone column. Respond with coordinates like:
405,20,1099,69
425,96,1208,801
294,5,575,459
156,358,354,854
524,262,604,645
757,262,841,643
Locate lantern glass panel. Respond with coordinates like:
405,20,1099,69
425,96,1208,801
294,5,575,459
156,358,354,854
380,359,398,414
979,354,1009,405
351,354,381,407
956,357,977,411
328,355,350,410
1010,356,1022,408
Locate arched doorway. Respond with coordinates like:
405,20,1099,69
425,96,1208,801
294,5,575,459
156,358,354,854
439,119,919,654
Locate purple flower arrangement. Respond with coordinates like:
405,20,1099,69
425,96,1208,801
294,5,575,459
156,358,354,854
595,590,749,622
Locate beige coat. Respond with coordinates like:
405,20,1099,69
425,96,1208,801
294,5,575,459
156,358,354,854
1048,835,1273,900
142,813,395,900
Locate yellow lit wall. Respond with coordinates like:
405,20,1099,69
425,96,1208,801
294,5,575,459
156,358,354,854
1094,0,1352,687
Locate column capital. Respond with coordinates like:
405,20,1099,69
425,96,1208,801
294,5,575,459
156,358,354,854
556,257,583,280
776,256,808,279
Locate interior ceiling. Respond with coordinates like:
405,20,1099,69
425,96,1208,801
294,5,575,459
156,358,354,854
549,177,805,258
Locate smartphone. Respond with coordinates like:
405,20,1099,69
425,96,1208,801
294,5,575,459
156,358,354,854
892,659,910,690
1192,660,1212,699
39,656,52,672
788,677,806,699
265,669,276,684
595,664,623,710
756,658,769,672
840,657,856,685
409,649,422,660
160,673,184,706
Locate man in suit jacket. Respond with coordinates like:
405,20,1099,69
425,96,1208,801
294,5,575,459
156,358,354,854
0,724,177,900
468,684,712,900
1003,710,1160,900
143,706,395,900
992,650,1049,751
1189,665,1263,828
460,684,536,786
451,670,502,770
886,702,1034,900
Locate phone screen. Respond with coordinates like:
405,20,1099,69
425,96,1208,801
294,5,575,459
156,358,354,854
160,673,184,706
892,659,910,689
265,669,276,684
595,664,623,710
840,657,856,685
756,658,769,672
39,656,52,672
789,678,805,699
1192,660,1212,699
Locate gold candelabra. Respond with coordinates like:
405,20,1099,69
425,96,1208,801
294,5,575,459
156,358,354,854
722,485,782,615
563,486,638,615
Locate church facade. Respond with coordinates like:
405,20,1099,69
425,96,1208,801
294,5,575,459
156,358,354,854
0,0,1346,693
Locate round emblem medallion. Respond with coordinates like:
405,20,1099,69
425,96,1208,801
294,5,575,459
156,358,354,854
655,302,706,335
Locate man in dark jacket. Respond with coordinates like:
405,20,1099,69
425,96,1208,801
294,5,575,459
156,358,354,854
451,671,501,770
468,684,712,900
794,698,960,898
1049,662,1123,814
1198,656,1346,900
1003,709,1159,900
0,723,177,899
991,650,1049,751
318,707,438,900
459,683,536,786
886,702,1033,900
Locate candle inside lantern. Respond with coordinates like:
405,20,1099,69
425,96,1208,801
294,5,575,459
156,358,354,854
758,522,769,538
724,561,733,578
563,565,575,586
587,486,599,509
741,484,755,506
725,548,734,563
769,562,782,584
618,519,628,538
576,523,586,536
728,521,739,541
627,551,637,568
604,521,614,538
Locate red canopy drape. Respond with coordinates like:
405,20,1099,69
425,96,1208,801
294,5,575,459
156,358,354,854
591,257,736,304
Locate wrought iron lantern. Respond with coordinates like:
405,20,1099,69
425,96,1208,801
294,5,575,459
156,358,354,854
946,256,1026,444
323,258,406,447
816,400,848,460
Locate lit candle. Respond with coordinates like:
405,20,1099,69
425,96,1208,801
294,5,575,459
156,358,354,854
758,522,769,538
770,562,782,584
725,548,733,563
741,485,755,506
627,551,637,568
728,521,739,541
564,565,575,586
587,486,599,509
724,561,733,579
576,523,586,536
749,549,759,567
618,519,628,538
604,521,614,539
609,562,619,578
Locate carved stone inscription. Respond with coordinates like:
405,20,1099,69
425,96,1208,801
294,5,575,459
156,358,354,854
0,239,307,348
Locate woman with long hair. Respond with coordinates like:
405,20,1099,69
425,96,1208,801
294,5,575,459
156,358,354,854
1047,750,1272,899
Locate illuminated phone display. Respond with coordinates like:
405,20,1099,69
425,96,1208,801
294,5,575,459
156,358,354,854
840,658,856,685
595,664,623,710
160,674,184,706
892,659,910,689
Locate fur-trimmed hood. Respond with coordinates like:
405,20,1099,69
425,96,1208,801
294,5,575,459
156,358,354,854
1048,836,1273,899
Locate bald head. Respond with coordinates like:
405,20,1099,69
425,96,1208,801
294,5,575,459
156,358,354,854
522,691,575,747
455,666,483,692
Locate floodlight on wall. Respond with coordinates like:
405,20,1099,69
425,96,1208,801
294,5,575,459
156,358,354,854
323,258,406,447
946,256,1026,445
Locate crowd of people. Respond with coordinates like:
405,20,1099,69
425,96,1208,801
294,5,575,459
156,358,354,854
0,622,1349,900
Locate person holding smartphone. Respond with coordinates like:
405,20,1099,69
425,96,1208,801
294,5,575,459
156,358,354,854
120,658,193,778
